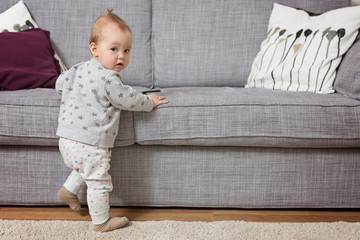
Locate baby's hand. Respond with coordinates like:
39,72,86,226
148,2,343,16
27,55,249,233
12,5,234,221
148,94,168,108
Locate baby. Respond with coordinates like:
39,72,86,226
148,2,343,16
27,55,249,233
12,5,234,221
55,8,168,232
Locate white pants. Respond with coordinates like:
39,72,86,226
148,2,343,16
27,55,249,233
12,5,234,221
59,138,113,224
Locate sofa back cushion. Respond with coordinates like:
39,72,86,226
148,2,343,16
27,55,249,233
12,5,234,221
1,0,153,88
152,0,350,88
334,38,360,100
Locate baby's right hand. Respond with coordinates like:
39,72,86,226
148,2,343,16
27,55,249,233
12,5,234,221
148,94,169,108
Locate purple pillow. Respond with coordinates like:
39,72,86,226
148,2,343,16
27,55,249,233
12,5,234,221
0,28,61,91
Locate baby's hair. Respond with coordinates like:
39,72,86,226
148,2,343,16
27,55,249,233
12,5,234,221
89,7,132,44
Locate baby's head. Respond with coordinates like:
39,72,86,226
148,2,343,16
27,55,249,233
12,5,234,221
89,8,132,72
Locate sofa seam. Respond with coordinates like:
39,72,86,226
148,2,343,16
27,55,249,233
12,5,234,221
136,135,360,141
150,0,155,89
150,104,360,110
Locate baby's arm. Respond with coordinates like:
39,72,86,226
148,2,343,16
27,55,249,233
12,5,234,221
55,66,77,95
105,73,167,111
55,72,66,95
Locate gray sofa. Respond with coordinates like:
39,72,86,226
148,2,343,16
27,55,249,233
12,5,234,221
1,0,360,209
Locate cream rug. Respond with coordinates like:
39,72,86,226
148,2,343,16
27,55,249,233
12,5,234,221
1,219,359,240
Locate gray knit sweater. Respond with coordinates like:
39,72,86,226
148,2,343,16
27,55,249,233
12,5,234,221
56,58,154,147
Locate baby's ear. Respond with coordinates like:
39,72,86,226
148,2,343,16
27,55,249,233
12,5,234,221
89,42,98,57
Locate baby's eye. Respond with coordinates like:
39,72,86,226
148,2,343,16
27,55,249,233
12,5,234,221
124,49,130,53
111,48,117,52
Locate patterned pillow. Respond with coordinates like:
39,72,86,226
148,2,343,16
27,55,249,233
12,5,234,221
246,3,360,94
0,0,67,72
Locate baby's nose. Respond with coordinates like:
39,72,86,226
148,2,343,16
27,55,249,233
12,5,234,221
118,52,124,59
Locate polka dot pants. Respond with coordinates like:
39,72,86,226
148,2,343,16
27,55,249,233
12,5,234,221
59,138,113,224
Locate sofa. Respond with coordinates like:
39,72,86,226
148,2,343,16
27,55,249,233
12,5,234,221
1,0,360,209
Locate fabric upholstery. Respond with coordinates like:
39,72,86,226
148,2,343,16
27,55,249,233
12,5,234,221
152,0,350,88
2,145,360,208
334,38,360,100
0,89,136,147
135,87,360,148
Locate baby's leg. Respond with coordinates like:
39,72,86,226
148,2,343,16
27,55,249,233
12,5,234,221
63,169,86,195
57,186,81,211
57,170,85,210
87,182,128,232
83,147,128,232
58,138,85,210
93,217,129,232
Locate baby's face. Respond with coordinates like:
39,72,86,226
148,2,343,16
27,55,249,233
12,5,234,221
91,22,132,72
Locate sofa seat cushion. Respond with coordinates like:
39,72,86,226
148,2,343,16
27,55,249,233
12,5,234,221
0,88,136,147
134,87,360,148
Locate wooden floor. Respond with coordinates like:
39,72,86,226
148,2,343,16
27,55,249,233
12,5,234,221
1,206,360,223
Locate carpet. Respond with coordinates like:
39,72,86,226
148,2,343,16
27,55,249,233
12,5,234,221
1,220,359,240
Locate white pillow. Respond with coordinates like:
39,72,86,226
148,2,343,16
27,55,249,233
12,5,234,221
0,0,67,72
246,3,360,94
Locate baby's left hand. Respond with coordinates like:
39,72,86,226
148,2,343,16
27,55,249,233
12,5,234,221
148,94,168,108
